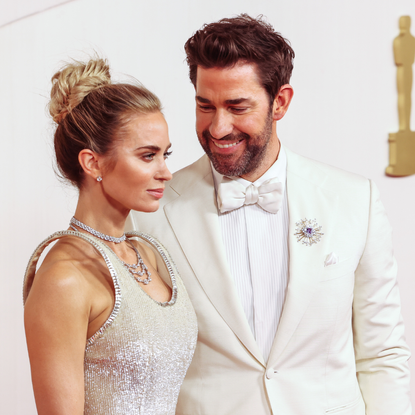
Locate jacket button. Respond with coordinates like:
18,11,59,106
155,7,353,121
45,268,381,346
266,368,276,379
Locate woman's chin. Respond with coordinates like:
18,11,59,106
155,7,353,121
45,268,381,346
133,202,160,213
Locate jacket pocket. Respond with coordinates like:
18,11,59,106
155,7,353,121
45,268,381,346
321,258,355,281
325,395,365,414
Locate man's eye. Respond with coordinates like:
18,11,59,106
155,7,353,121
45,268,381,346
199,105,214,111
231,107,247,113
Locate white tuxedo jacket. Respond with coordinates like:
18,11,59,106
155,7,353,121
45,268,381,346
128,148,411,415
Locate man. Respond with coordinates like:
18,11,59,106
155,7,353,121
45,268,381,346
128,14,411,415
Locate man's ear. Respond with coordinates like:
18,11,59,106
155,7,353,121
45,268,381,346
272,84,294,121
78,149,103,181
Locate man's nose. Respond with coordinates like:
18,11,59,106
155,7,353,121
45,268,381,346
209,110,233,139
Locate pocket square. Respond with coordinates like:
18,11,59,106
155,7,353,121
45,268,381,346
324,252,339,267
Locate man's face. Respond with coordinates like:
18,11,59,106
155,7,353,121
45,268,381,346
195,62,277,180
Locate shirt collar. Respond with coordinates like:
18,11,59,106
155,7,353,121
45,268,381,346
211,145,287,194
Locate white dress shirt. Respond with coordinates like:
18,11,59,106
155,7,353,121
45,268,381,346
212,147,289,362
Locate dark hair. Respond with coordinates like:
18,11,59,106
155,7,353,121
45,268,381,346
49,58,161,188
184,14,295,104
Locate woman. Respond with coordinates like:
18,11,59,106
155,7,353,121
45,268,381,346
23,58,197,415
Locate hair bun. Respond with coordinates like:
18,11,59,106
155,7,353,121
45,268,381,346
49,58,111,124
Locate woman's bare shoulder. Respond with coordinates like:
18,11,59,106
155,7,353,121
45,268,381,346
26,236,100,305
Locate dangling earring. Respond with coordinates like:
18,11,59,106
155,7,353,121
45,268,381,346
96,176,102,182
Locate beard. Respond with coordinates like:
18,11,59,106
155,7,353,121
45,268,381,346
198,110,273,177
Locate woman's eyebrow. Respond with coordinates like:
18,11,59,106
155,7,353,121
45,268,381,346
135,145,161,151
136,143,172,151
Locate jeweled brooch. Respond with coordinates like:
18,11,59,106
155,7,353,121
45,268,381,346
294,218,324,246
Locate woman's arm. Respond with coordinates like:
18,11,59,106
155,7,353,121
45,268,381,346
24,260,90,415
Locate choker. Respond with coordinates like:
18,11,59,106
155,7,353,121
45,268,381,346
69,216,151,284
69,217,126,244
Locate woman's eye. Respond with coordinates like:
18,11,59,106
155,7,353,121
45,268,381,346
164,151,173,159
143,153,156,161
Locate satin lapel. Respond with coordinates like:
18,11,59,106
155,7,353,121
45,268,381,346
268,150,339,367
165,165,265,367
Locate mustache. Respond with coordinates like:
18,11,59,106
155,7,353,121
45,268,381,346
202,130,250,142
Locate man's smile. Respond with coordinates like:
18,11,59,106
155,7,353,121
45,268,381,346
212,139,243,149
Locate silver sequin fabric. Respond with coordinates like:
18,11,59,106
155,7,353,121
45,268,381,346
23,230,198,415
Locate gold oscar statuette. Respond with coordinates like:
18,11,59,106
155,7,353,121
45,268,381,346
386,15,415,177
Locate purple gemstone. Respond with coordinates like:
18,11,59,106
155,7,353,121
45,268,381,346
304,227,314,236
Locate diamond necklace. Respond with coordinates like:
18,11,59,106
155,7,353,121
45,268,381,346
69,217,151,284
70,217,126,243
120,240,152,285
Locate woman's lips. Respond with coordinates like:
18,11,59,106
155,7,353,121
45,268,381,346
147,189,164,199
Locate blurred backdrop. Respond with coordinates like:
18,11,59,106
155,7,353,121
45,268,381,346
1,0,414,412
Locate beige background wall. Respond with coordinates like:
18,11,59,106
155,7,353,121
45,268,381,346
0,0,74,27
1,0,414,413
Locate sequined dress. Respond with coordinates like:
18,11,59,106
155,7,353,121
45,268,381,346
23,230,198,415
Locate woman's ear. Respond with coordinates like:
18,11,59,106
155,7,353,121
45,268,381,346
78,149,102,181
272,84,294,121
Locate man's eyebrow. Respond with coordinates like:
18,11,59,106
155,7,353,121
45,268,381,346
196,96,251,105
196,96,211,104
225,98,250,105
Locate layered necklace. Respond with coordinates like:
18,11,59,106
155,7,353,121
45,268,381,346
69,216,152,285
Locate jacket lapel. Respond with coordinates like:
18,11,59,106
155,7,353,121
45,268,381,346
267,149,339,367
164,156,265,367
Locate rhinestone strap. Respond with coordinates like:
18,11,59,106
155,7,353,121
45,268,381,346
70,217,126,244
22,230,122,347
125,231,178,306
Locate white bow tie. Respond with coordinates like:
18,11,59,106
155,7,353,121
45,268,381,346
217,177,283,214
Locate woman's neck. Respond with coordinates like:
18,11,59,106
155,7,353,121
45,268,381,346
73,187,129,241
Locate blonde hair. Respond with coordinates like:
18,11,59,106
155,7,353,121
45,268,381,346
49,57,162,188
49,58,111,124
